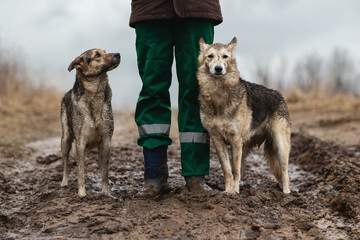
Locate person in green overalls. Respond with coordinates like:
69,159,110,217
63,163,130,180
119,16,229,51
129,0,223,198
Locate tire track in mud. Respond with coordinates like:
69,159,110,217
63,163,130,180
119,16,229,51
1,131,360,239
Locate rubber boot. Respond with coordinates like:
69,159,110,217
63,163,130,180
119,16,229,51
135,145,170,199
184,175,212,193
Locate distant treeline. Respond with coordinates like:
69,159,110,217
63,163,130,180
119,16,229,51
254,48,359,96
1,45,359,100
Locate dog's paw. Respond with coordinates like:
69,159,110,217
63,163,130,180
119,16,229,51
78,189,87,197
101,183,110,195
101,189,110,196
78,193,87,198
60,180,68,187
223,190,237,195
280,181,290,194
282,188,291,194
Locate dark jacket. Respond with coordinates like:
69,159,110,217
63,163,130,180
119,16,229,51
130,0,223,28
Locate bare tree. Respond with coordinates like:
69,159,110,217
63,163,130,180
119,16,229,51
276,56,288,92
252,48,359,96
294,53,322,93
254,59,271,87
328,48,354,94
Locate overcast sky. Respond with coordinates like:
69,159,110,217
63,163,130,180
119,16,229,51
1,0,359,108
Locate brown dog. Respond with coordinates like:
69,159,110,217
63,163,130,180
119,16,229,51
60,49,120,197
197,38,291,194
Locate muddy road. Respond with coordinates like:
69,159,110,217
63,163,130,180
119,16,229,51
1,112,360,239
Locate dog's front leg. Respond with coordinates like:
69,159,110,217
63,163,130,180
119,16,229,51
231,137,243,193
98,138,110,195
212,138,235,194
76,139,87,197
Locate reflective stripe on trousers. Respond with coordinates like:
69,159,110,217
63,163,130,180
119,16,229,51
179,132,210,144
138,124,171,136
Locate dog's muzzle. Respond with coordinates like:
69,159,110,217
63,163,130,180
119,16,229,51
107,53,121,71
212,65,225,76
113,53,121,64
215,66,223,74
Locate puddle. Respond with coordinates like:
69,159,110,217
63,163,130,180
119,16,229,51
246,151,315,192
314,217,356,240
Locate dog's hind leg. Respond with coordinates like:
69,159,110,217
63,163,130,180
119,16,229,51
240,145,251,181
267,120,291,194
76,139,87,197
212,138,235,194
264,140,281,184
61,134,72,187
275,124,291,194
60,116,73,187
231,137,243,193
98,138,110,195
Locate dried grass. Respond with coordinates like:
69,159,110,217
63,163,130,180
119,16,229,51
286,88,360,112
0,50,61,157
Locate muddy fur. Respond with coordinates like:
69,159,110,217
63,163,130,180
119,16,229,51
197,37,291,194
60,49,120,197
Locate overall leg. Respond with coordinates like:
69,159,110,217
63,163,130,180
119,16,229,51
174,19,214,190
174,19,214,192
135,20,174,149
134,20,174,198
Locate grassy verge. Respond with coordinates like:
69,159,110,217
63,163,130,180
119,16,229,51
0,92,61,158
0,50,61,157
286,89,360,112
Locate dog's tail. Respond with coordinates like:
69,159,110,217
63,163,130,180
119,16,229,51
264,139,282,183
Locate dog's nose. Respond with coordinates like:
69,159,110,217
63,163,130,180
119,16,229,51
215,66,223,73
114,53,120,59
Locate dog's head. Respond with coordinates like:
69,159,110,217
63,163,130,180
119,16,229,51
198,37,237,77
68,49,120,77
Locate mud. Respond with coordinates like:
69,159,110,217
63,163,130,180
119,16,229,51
1,113,360,239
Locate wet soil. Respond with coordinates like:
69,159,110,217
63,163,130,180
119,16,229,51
1,112,360,239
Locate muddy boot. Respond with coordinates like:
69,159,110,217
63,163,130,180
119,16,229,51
184,176,212,193
135,178,170,199
135,146,170,199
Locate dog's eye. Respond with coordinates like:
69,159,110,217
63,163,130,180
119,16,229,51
223,55,228,59
207,54,213,59
95,52,100,58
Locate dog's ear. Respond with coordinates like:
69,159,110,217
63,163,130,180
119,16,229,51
199,37,209,53
227,37,237,53
68,56,83,72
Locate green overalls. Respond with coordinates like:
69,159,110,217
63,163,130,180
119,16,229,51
135,19,214,176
